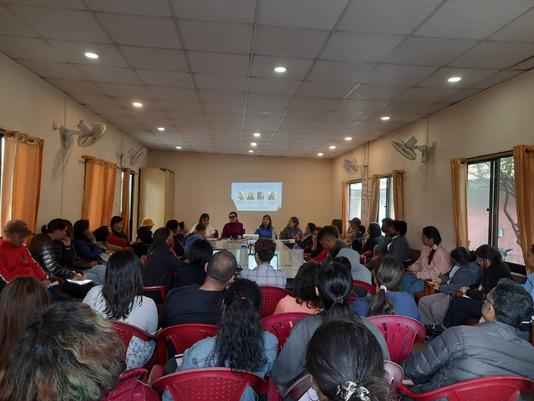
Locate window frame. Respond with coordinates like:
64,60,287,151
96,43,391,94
348,180,363,221
376,174,394,223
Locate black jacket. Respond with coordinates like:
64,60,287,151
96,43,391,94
142,248,183,292
30,234,75,279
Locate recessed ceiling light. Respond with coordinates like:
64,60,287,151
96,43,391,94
132,102,143,108
84,52,98,59
381,116,390,121
317,153,324,157
175,146,182,150
329,145,336,150
274,66,287,73
345,137,352,141
157,127,165,131
249,149,254,153
253,132,261,137
251,142,257,147
448,76,462,83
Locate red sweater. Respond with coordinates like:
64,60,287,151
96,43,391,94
0,236,47,281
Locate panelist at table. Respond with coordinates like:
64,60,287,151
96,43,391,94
221,211,245,239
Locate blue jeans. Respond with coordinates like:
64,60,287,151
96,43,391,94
82,264,106,285
399,273,424,294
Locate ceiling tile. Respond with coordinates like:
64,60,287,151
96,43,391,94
113,97,160,109
255,26,330,58
180,20,252,54
297,81,355,99
17,59,86,80
339,0,441,34
323,111,368,121
120,46,187,71
49,40,128,67
158,100,203,112
172,0,255,23
291,96,340,110
251,56,313,80
0,5,37,36
259,0,347,30
347,84,409,100
415,0,533,40
393,86,460,102
470,70,525,89
0,36,67,62
376,101,434,114
417,67,497,88
439,88,484,104
512,56,534,70
315,119,355,130
5,0,85,7
308,60,377,83
86,0,172,17
137,69,194,88
87,105,132,116
204,103,244,114
205,113,242,123
98,83,152,98
385,37,478,66
97,13,181,48
198,90,244,104
279,118,318,128
335,99,386,112
168,111,205,121
364,64,436,86
77,64,143,84
489,7,534,43
189,52,249,76
69,94,119,107
322,32,405,62
9,5,110,42
46,78,106,95
246,93,292,108
248,77,301,95
448,41,534,69
149,86,199,102
285,109,328,119
194,74,247,92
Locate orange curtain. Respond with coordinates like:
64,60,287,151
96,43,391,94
121,168,131,238
369,175,380,223
392,170,405,221
81,156,117,231
341,181,349,236
450,158,469,248
513,145,534,274
1,131,44,232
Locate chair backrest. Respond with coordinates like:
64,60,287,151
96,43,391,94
368,315,425,364
384,361,404,388
261,312,310,352
353,280,376,295
157,323,218,364
142,285,165,310
259,286,292,319
151,367,265,401
398,376,534,401
110,320,156,358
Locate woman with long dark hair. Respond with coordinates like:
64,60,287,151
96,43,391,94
189,213,216,238
163,279,278,401
271,262,390,392
350,257,422,322
361,222,383,257
0,276,52,368
306,319,393,401
400,226,451,294
254,214,276,239
175,239,210,287
83,250,157,370
108,215,130,248
142,227,183,292
294,222,316,251
72,219,110,264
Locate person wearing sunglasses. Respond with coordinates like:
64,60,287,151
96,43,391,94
221,212,245,240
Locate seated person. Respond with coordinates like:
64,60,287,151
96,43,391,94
163,279,278,401
83,250,157,370
108,215,130,249
350,257,422,322
361,222,383,257
221,211,245,239
309,226,326,262
318,225,348,265
254,215,276,239
351,224,366,252
294,222,316,252
184,224,214,252
371,217,394,258
142,227,183,293
336,247,372,284
279,216,303,240
273,262,323,315
241,238,286,288
402,279,534,393
93,226,122,253
344,217,361,247
369,220,410,270
166,219,186,258
190,213,216,238
400,226,451,295
271,262,390,392
175,239,210,287
131,226,152,258
72,219,110,265
418,247,481,326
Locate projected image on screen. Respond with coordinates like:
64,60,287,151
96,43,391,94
232,182,282,211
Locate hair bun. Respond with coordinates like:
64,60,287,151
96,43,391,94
336,381,371,401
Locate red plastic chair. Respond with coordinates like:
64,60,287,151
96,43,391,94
143,285,166,310
110,320,157,369
141,254,147,264
157,323,218,364
151,367,265,401
398,375,534,401
259,286,292,319
368,315,425,364
262,312,310,352
353,279,376,295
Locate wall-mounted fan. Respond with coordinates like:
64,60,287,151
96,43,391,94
391,136,427,163
126,147,147,165
53,120,106,149
340,158,365,176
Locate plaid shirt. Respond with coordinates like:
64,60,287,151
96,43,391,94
240,264,287,288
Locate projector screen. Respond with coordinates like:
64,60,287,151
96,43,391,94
231,182,282,211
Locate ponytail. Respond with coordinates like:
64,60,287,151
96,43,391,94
367,288,396,317
319,262,355,323
422,226,442,265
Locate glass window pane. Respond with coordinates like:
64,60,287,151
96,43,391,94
388,177,395,220
349,182,362,220
378,177,388,222
467,162,491,250
496,157,524,264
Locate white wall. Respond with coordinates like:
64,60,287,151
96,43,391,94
0,52,147,231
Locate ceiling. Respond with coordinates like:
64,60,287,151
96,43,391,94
1,0,534,158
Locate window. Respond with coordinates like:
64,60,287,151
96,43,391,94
467,155,523,264
377,175,394,222
349,181,362,220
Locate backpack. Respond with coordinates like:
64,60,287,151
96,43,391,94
101,368,159,401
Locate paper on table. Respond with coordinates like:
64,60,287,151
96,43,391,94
66,278,92,285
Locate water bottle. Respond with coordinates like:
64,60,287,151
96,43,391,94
271,229,276,241
292,246,304,268
240,244,248,269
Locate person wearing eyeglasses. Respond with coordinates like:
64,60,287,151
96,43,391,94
221,211,245,240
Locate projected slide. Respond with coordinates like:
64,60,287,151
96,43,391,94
232,182,282,211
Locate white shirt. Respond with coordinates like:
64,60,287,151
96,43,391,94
190,223,216,237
